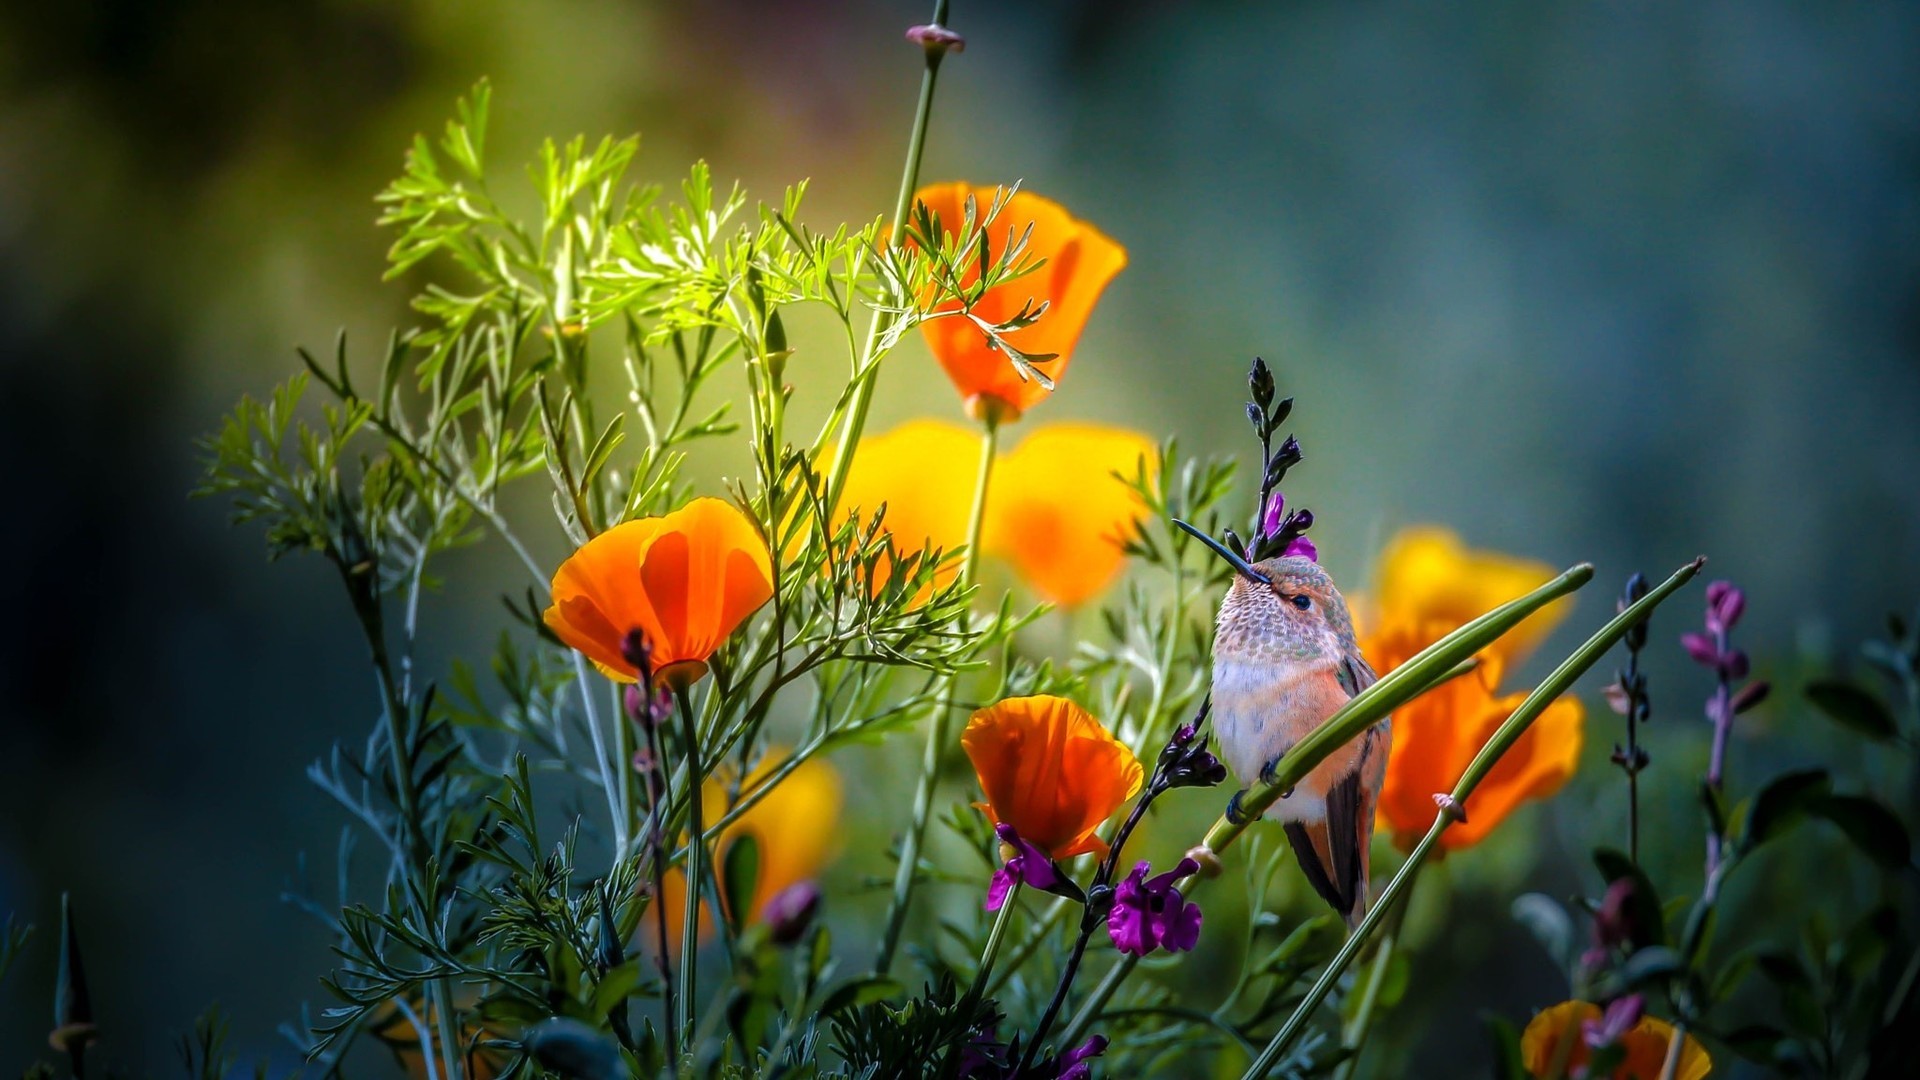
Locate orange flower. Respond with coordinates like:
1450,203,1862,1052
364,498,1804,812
1365,526,1572,670
1363,525,1585,850
1521,1001,1711,1079
374,1000,507,1080
544,498,773,689
1369,618,1584,849
962,695,1143,859
829,419,980,591
984,424,1154,607
655,753,842,950
913,183,1127,422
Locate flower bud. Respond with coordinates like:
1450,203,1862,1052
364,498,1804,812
1705,581,1746,634
1680,632,1720,669
904,23,965,57
1184,844,1224,879
1283,536,1318,562
1248,356,1275,408
1731,680,1770,714
1261,489,1285,538
620,629,652,672
763,880,822,946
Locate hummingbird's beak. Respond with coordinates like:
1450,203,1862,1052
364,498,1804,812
1172,519,1271,585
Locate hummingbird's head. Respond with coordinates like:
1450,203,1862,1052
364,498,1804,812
1173,520,1357,662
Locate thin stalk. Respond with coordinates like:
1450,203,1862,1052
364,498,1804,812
673,683,707,1056
872,416,998,974
1656,1021,1690,1080
640,709,678,1057
1241,558,1703,1079
969,887,1020,999
578,654,630,859
984,896,1071,997
1330,869,1415,1080
819,0,955,519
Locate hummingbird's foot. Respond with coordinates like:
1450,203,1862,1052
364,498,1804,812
1226,789,1252,825
1259,758,1295,798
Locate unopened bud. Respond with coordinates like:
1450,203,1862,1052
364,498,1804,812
1731,680,1770,714
620,629,651,672
1248,356,1275,407
1432,793,1468,824
763,880,822,946
904,23,965,57
1183,845,1224,880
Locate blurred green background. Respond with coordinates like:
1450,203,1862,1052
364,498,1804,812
3,0,1917,1074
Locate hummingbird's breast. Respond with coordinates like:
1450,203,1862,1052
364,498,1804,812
1211,656,1347,824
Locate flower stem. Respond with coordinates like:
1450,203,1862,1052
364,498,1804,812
820,0,955,520
872,415,998,975
673,683,707,1056
963,884,1020,1009
638,698,679,1059
1329,868,1415,1080
1656,1020,1690,1080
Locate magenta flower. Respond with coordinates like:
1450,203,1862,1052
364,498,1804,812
1284,535,1318,561
763,880,820,946
1107,857,1202,956
1041,1034,1109,1080
1704,580,1746,635
1262,489,1287,538
987,824,1060,911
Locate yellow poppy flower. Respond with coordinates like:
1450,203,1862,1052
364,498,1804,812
1521,1001,1711,1079
654,753,841,950
912,183,1127,422
962,695,1143,860
984,424,1154,607
1367,526,1571,669
829,419,980,591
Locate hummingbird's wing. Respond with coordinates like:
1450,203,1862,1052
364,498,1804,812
1287,650,1387,928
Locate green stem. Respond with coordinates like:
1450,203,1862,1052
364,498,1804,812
984,895,1071,997
820,0,954,519
673,683,706,1057
1330,869,1415,1080
964,885,1020,1007
872,416,998,975
1238,558,1703,1079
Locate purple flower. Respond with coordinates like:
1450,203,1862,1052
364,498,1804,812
1107,858,1202,956
762,880,820,946
1705,581,1746,635
987,824,1060,911
1284,535,1318,562
1680,632,1720,668
1583,994,1645,1051
1262,489,1286,538
623,683,673,728
1042,1034,1109,1080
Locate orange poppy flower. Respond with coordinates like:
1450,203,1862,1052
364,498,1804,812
829,419,980,591
1364,526,1572,670
374,1000,507,1080
654,752,842,951
913,183,1127,423
544,498,773,689
1369,617,1584,851
962,695,1143,860
984,424,1154,607
1521,1001,1711,1080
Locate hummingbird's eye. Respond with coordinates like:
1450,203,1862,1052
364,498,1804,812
1288,593,1312,611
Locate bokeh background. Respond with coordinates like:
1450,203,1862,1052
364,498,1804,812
4,0,1917,1075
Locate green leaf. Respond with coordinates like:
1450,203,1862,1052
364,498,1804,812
1744,769,1832,850
1592,847,1666,948
722,835,761,934
818,976,903,1018
1805,680,1900,742
1809,794,1912,868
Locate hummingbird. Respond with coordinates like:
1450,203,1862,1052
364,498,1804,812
1177,520,1390,929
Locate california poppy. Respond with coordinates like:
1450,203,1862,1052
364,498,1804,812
1365,526,1571,670
544,497,773,689
654,753,842,950
984,423,1154,607
830,419,981,591
962,695,1143,860
1520,1001,1710,1080
1369,617,1584,849
374,1000,507,1080
913,183,1127,422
